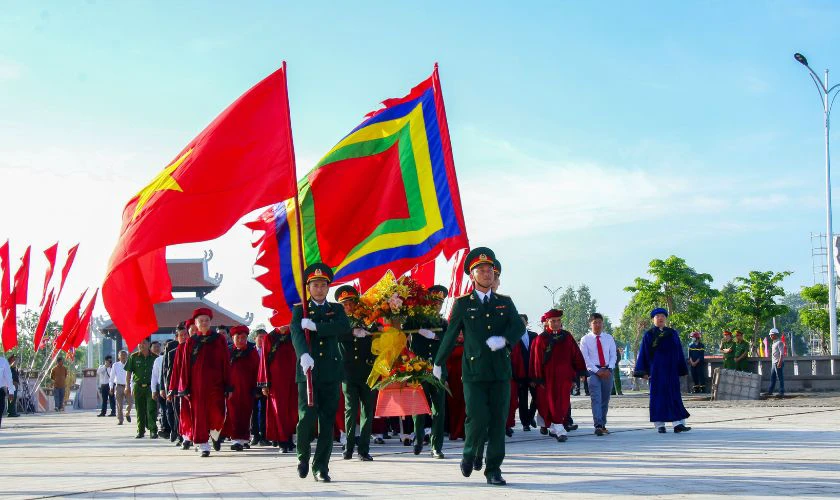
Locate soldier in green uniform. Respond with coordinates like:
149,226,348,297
405,285,448,459
335,284,378,462
733,330,751,372
125,338,159,439
291,263,351,483
434,247,522,486
720,331,736,370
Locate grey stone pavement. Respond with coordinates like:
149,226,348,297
1,393,838,499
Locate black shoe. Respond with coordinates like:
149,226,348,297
423,434,430,445
297,461,309,478
126,414,131,423
343,449,353,460
231,443,244,451
259,439,270,446
413,441,423,455
657,427,666,434
117,421,123,426
595,427,605,436
373,437,385,444
158,430,170,439
403,437,411,446
486,473,507,486
212,439,221,452
201,450,210,457
530,418,537,427
761,392,773,397
150,433,159,440
135,433,145,439
431,449,444,459
556,434,568,442
170,434,178,443
572,390,580,396
251,436,260,446
358,453,373,461
673,424,692,433
522,425,531,432
97,413,106,417
108,413,116,417
243,443,250,449
505,427,514,437
272,441,280,447
183,441,192,450
473,456,483,471
460,459,474,477
313,471,331,482
776,393,785,399
539,427,548,435
564,424,578,432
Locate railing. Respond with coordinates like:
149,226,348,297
694,355,840,392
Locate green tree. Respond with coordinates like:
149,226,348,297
733,271,791,346
614,294,651,356
554,284,613,339
800,284,834,355
777,292,810,356
624,255,716,337
698,283,754,353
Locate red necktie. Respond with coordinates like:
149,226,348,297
596,335,606,367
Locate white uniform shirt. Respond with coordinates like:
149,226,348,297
150,355,164,393
97,364,112,386
579,331,617,373
110,360,128,389
0,357,14,395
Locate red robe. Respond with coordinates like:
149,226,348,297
257,331,298,443
446,344,466,440
175,331,230,444
223,344,259,441
530,330,585,427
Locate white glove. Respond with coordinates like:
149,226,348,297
432,365,443,380
486,336,507,351
301,318,317,331
300,353,314,372
417,328,436,340
352,328,370,338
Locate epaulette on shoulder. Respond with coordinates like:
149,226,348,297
494,292,510,299
455,293,472,300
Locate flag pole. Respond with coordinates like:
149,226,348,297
281,61,314,407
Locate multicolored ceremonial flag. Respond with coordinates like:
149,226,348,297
103,66,298,350
251,66,469,326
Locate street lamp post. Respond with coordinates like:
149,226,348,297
794,52,840,356
543,285,561,309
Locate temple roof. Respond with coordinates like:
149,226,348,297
168,250,222,295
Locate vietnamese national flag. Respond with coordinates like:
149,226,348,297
12,246,30,306
0,240,9,315
55,290,85,352
40,242,58,307
102,65,298,350
34,288,55,350
56,244,79,302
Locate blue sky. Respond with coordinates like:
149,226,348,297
0,1,837,332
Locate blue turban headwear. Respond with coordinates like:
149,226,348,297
650,307,669,318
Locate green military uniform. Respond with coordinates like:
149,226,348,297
733,338,750,372
435,248,522,484
721,336,736,370
290,264,351,479
335,285,378,460
406,311,448,457
125,350,158,437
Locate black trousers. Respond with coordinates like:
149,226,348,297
517,382,537,427
251,395,266,439
99,384,115,415
0,388,7,428
163,398,178,438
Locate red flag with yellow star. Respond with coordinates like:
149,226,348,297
103,66,297,349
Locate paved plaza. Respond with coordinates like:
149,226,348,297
1,393,838,499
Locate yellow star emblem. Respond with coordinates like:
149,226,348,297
132,148,193,220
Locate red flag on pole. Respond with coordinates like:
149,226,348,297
55,290,86,352
0,240,9,316
12,246,31,306
40,242,58,307
1,288,16,350
102,66,297,350
34,288,55,350
56,244,79,301
68,289,98,350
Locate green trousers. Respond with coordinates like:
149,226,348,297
412,381,445,453
342,380,377,455
133,385,157,435
463,380,509,477
296,381,339,474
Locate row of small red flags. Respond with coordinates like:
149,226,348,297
1,241,97,353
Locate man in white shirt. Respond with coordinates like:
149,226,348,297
97,355,115,417
109,350,132,425
0,354,15,429
579,313,617,436
763,328,785,398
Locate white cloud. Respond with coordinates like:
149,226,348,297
0,58,22,81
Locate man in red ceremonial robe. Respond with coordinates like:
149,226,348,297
258,326,298,454
175,307,231,457
224,325,259,451
530,308,586,442
445,331,466,441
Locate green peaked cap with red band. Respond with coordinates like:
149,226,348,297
463,247,496,275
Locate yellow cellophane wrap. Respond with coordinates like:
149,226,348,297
366,325,407,388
